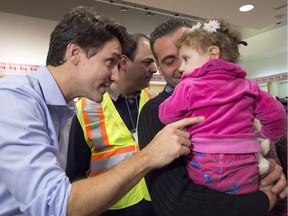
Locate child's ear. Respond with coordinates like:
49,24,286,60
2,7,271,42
208,46,220,59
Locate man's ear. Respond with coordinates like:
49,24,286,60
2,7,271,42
208,46,220,59
119,55,129,70
67,43,81,64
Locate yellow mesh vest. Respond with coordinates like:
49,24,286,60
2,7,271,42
76,88,157,209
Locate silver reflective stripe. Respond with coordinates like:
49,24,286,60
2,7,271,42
83,98,111,152
84,90,157,174
90,151,135,171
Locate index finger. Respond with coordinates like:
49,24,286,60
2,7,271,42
168,116,204,130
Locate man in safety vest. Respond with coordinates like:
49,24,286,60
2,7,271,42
66,33,158,216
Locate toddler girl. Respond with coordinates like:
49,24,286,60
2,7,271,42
159,18,286,195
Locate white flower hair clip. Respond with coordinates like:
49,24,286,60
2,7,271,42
189,20,221,33
203,20,220,33
191,22,202,31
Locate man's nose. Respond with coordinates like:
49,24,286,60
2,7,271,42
149,62,158,74
110,66,119,82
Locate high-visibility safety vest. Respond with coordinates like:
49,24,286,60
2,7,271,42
76,88,157,210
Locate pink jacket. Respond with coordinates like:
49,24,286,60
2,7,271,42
159,59,286,154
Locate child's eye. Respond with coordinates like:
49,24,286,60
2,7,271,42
183,56,190,62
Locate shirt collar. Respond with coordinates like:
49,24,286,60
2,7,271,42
36,66,67,106
164,84,174,95
35,66,77,114
106,87,141,102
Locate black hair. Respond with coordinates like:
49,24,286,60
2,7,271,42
124,33,149,61
46,6,131,66
150,18,194,58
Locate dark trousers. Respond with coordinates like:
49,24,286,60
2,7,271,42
99,199,156,216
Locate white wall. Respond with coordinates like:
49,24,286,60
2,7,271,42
0,13,57,65
239,24,287,79
270,80,288,98
0,12,287,79
259,80,288,98
240,52,287,79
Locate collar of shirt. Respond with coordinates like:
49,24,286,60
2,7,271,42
37,66,67,105
36,66,76,111
35,66,77,131
106,87,141,102
164,84,174,95
105,87,140,131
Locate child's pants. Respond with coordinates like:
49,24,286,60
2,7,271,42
187,152,259,195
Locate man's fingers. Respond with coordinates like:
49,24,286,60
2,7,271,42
176,129,194,156
174,129,190,141
180,144,191,156
260,159,281,186
144,117,203,169
279,186,288,199
169,117,204,130
260,159,287,198
271,175,287,195
259,184,277,211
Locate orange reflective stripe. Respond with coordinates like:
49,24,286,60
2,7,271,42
81,97,87,107
81,98,92,141
97,108,111,148
83,112,92,141
88,170,107,177
91,145,138,161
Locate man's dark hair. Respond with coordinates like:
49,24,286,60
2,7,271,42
46,6,131,66
124,33,149,62
150,18,194,58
